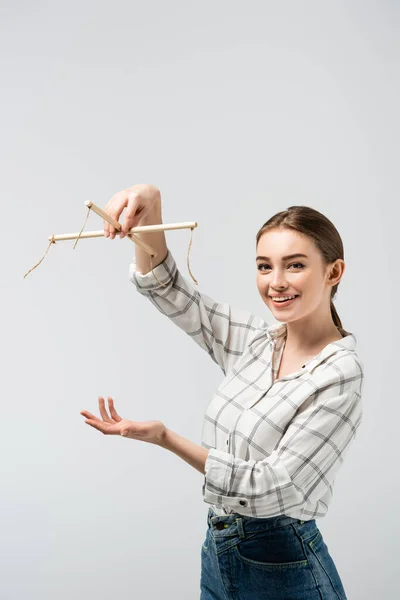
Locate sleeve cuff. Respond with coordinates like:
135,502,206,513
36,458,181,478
202,448,249,510
128,248,177,294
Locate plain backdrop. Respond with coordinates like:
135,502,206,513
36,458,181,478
1,1,399,598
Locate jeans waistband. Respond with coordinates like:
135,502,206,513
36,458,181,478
207,506,306,536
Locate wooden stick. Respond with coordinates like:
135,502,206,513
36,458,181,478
48,223,198,242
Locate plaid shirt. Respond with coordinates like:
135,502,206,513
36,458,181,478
129,249,364,521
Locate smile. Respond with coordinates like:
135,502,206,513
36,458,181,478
270,296,299,307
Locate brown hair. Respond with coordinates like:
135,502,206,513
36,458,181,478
256,205,345,333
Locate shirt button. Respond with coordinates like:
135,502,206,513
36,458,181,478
215,522,225,530
239,500,248,506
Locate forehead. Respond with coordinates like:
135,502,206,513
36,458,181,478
257,228,316,258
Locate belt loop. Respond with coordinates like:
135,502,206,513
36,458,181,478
236,517,245,539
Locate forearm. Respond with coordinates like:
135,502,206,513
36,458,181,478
135,194,168,274
159,428,209,475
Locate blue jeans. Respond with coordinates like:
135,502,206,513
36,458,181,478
200,506,347,599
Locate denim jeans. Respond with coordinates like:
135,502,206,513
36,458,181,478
200,506,347,599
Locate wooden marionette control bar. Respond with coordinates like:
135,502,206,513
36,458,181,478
24,199,199,281
49,200,198,252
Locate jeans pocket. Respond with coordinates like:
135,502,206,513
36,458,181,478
234,525,308,570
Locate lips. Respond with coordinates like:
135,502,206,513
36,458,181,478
270,295,299,308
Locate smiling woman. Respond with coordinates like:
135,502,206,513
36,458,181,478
255,206,348,353
89,189,363,600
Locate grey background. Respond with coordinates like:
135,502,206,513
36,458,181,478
1,1,398,598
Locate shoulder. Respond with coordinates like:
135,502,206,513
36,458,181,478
310,349,364,396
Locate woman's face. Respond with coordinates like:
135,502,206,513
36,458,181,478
256,228,343,322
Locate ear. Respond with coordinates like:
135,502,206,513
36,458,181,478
327,259,345,287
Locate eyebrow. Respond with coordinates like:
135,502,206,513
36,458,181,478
256,253,309,261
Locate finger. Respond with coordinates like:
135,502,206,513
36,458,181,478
98,397,114,423
103,192,124,239
108,191,128,239
80,410,101,422
121,192,140,238
108,398,122,422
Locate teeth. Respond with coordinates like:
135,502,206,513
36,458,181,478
272,295,296,302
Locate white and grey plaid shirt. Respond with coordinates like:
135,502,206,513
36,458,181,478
129,249,364,521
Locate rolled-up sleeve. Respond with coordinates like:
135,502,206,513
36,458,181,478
129,248,267,375
202,386,363,517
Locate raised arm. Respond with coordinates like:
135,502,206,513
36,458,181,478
101,184,268,375
129,248,267,375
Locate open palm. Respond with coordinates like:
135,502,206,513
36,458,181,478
80,396,166,445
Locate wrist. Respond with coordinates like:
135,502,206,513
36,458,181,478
139,198,162,226
159,426,171,449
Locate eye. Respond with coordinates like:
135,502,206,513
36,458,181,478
257,263,305,271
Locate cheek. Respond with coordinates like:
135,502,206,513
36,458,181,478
295,272,313,291
256,276,265,293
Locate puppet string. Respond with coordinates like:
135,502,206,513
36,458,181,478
22,204,91,279
73,205,91,250
23,236,56,279
149,225,198,287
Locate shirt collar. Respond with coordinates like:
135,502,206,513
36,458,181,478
267,322,357,372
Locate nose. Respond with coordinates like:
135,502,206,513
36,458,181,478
271,270,288,289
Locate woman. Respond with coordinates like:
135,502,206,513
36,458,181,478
80,184,364,599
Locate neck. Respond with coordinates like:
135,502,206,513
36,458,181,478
284,316,343,353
